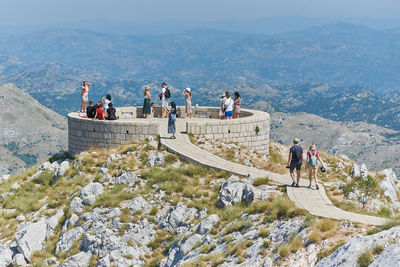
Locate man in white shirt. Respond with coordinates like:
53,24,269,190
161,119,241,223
160,82,169,118
223,91,234,120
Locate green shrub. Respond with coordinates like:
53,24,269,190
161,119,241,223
253,177,269,186
378,207,391,218
164,154,179,164
32,170,55,186
357,250,372,267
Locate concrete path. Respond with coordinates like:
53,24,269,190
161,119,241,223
160,119,387,226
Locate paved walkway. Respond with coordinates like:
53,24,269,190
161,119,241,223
160,119,387,226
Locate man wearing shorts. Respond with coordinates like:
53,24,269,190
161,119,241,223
287,138,303,187
223,91,234,119
80,81,91,113
160,82,169,118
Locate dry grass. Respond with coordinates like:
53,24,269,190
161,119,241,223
308,218,338,243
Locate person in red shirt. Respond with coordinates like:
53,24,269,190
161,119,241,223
93,103,106,120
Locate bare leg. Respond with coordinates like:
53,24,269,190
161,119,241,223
313,168,318,185
290,170,296,183
296,169,301,185
161,107,165,118
308,167,312,186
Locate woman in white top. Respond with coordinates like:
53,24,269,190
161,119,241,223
80,81,91,113
223,92,234,120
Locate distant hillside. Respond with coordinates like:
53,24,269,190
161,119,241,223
0,24,399,130
270,112,400,174
0,84,67,175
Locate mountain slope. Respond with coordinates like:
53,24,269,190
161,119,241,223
0,83,67,175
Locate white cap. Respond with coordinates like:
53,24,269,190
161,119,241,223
185,87,191,92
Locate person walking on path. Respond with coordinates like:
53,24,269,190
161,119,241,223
306,144,324,189
219,92,226,119
143,86,152,118
287,138,303,187
80,81,91,113
223,91,234,120
166,102,177,139
233,91,241,119
160,82,170,118
182,87,192,118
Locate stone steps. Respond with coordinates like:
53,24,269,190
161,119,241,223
160,119,387,226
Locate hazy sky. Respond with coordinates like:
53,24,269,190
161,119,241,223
1,0,399,25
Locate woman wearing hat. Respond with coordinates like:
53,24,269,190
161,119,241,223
143,86,152,118
182,87,192,118
306,144,324,190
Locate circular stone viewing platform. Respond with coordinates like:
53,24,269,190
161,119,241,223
68,106,270,155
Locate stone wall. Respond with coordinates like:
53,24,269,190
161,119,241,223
68,111,159,155
186,107,270,154
68,106,269,155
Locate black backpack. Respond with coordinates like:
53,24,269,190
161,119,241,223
164,87,171,99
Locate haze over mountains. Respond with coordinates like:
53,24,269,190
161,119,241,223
0,21,399,174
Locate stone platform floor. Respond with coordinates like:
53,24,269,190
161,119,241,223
160,119,387,226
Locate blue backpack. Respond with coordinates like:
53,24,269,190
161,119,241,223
309,150,318,166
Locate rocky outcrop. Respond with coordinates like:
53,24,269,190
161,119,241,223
197,214,219,235
80,182,103,205
217,176,255,208
316,226,400,267
15,219,47,261
146,150,166,167
115,172,137,186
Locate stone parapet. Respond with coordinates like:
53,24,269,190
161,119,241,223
186,107,269,154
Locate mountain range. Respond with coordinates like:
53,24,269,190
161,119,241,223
0,84,66,175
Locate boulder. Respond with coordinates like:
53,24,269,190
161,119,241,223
60,251,92,267
16,219,47,261
0,245,13,266
146,151,165,167
217,176,255,208
197,214,219,235
103,154,123,168
62,214,79,231
13,253,27,266
10,182,20,191
115,172,137,186
70,197,84,214
316,226,400,267
370,243,400,266
42,257,59,266
52,160,70,183
0,174,10,183
360,164,368,179
47,209,65,232
159,204,198,233
121,196,149,213
351,164,360,178
80,182,104,205
55,227,85,253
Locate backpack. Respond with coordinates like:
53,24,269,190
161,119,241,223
309,150,317,166
170,112,176,121
164,87,171,99
293,146,302,161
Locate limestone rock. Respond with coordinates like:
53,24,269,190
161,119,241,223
80,182,103,205
47,209,65,232
55,227,84,253
121,196,149,213
60,251,92,267
351,163,360,178
217,175,255,208
316,226,400,267
52,160,70,183
197,214,219,235
43,257,59,266
13,253,27,266
370,242,400,266
103,154,123,168
70,197,84,214
62,213,79,231
159,204,198,233
16,219,47,261
0,245,12,266
360,163,368,179
0,174,10,183
10,182,20,191
146,150,165,167
115,172,137,186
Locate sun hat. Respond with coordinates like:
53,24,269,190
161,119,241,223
185,87,191,92
221,92,226,97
